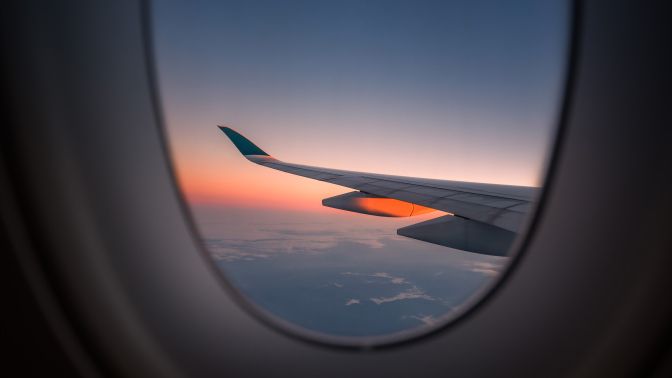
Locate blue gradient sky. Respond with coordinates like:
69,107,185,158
153,0,569,210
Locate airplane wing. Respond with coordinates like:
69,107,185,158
218,126,539,255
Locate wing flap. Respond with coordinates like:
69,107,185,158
397,215,517,256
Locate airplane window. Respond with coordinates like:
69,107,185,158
151,0,570,346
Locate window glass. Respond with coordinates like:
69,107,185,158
152,0,569,344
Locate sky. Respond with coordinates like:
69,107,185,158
151,0,570,338
152,0,569,212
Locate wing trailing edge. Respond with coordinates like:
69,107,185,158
397,215,516,256
218,126,537,255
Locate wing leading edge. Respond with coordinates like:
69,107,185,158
218,126,539,256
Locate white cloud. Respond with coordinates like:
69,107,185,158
345,299,360,306
470,268,499,276
370,286,435,305
461,260,506,276
203,224,404,261
370,273,406,284
342,272,407,284
471,262,503,269
410,314,439,326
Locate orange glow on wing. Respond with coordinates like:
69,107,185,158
353,198,436,217
408,204,436,216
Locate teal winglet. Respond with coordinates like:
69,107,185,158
218,126,269,156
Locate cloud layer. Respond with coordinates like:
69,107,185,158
204,225,405,261
370,286,436,305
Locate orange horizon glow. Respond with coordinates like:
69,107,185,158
167,122,544,216
172,150,539,216
182,191,329,212
173,159,352,213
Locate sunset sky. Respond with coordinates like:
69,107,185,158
150,0,570,338
152,0,568,213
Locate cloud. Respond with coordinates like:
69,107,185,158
341,272,407,284
202,224,405,261
409,314,439,326
370,286,435,305
203,238,283,261
371,273,406,284
260,229,341,236
470,268,499,276
461,260,506,276
345,299,360,306
470,262,503,269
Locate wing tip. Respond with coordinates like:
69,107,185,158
217,125,270,157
